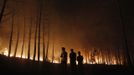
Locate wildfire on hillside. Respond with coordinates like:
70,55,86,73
0,47,124,65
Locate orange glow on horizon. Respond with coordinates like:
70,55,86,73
0,48,124,65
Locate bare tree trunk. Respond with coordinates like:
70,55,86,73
117,48,121,64
45,22,50,61
108,49,111,64
97,49,100,64
37,23,40,61
45,37,49,61
8,14,14,57
14,25,20,57
105,48,109,64
100,49,103,64
101,49,105,64
116,0,132,66
85,48,87,64
0,0,7,24
87,50,89,63
52,40,54,63
27,19,32,60
42,23,45,61
108,48,111,64
33,18,38,61
45,17,50,61
21,17,26,58
37,0,43,61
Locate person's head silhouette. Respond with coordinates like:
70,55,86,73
62,47,65,52
78,51,81,56
71,49,74,53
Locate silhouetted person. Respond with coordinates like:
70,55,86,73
61,47,67,64
77,51,83,67
69,49,76,73
60,47,67,75
77,51,84,75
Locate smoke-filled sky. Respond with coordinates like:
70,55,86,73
0,0,134,58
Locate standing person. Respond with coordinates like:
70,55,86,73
69,49,76,72
60,47,68,75
77,51,84,75
61,47,67,65
77,51,83,67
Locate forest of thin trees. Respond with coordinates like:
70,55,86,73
0,0,134,65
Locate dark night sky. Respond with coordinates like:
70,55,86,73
0,0,134,57
52,0,134,49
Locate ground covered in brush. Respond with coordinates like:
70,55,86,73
0,55,133,75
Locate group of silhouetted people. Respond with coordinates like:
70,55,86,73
60,47,84,75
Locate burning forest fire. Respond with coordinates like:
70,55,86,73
0,0,132,67
0,47,124,65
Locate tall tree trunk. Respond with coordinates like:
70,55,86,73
44,0,49,62
116,0,132,66
37,0,43,61
27,19,32,60
87,50,90,61
45,17,50,61
105,48,108,64
42,23,45,61
8,14,14,57
14,25,20,57
117,48,121,64
52,40,54,63
45,37,49,61
0,0,7,24
100,49,103,64
38,15,41,61
33,18,38,61
45,23,50,61
21,17,26,58
85,48,87,64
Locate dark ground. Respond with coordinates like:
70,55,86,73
0,55,133,75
